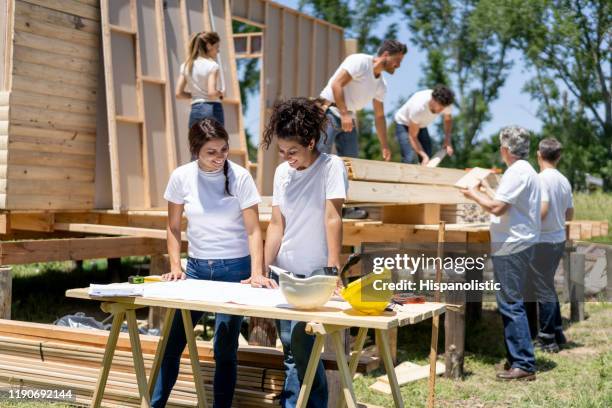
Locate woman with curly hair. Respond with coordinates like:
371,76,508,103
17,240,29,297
262,97,348,407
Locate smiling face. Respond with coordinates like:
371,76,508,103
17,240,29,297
197,138,229,171
277,138,317,170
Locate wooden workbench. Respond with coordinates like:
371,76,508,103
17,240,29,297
66,286,445,408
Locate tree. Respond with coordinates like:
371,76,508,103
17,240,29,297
499,0,611,188
399,0,515,167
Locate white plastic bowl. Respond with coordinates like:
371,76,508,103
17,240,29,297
279,272,337,310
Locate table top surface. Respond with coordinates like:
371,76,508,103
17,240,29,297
66,287,445,330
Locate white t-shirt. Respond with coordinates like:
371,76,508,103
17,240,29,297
272,153,348,278
490,160,541,255
180,57,225,104
319,54,386,113
394,89,452,127
539,168,573,243
164,160,261,259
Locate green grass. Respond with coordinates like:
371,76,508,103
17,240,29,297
573,192,612,243
354,302,612,408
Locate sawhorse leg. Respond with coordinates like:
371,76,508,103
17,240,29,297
181,309,208,408
336,327,368,408
299,323,361,408
147,308,176,398
376,329,405,408
92,302,148,408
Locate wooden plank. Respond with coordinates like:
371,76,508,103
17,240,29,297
8,135,95,156
14,1,100,34
10,90,96,116
13,14,99,47
381,205,441,225
344,158,466,186
100,0,122,210
0,267,10,319
12,60,97,88
20,0,101,21
13,30,98,61
12,45,98,75
12,76,97,104
347,181,472,205
7,179,95,196
7,211,54,231
6,194,94,210
9,104,96,132
8,149,94,169
7,164,94,182
53,222,170,240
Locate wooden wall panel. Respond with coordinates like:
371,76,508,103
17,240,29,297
0,0,7,91
108,0,131,28
296,16,313,97
2,0,99,210
186,0,206,33
137,0,161,78
143,82,169,208
162,0,191,166
110,32,138,118
116,122,145,209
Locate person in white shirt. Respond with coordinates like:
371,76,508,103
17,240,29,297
532,138,573,353
394,86,455,165
318,39,407,161
262,98,348,407
461,126,540,381
151,118,276,408
176,32,225,128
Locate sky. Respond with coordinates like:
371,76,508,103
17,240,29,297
242,0,543,144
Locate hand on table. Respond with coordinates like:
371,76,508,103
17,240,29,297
241,274,278,289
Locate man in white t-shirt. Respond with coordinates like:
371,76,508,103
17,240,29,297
318,39,407,161
531,138,573,353
394,86,455,165
461,126,540,381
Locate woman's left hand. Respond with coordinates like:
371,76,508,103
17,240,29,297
241,274,278,289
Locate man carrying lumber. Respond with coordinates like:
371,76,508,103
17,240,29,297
318,39,407,160
318,39,406,219
531,137,573,352
393,85,455,165
461,126,540,381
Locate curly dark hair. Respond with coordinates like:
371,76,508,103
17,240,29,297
262,97,328,149
189,118,231,195
431,85,455,107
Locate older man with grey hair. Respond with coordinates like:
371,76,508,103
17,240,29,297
462,126,541,381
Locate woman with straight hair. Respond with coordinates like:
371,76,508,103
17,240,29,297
176,31,225,128
262,97,348,407
151,118,276,408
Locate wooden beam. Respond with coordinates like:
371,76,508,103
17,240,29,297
0,236,182,265
344,157,466,186
53,222,175,240
347,181,472,205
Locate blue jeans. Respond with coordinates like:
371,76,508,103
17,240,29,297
531,242,566,343
492,246,536,373
189,102,225,129
276,319,328,408
318,110,359,157
151,255,250,408
395,123,432,163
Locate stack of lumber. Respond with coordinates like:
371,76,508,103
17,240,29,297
440,203,489,223
0,319,283,407
343,157,471,206
567,220,609,240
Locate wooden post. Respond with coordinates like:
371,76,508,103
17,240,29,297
569,252,585,322
0,266,11,319
148,255,170,330
562,241,574,303
428,222,445,406
606,247,612,302
248,317,277,347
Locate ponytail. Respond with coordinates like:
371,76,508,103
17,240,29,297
184,31,221,74
223,160,231,196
